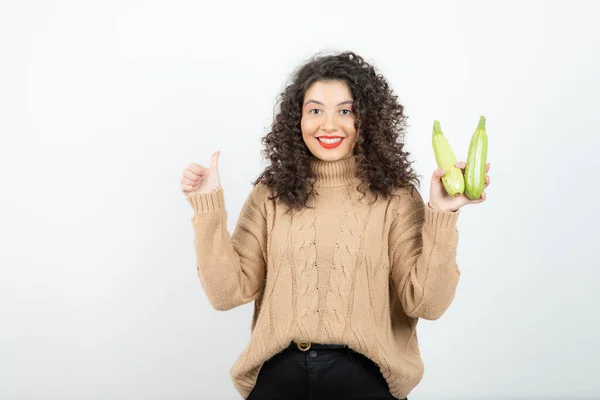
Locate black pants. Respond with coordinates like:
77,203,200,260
247,343,406,400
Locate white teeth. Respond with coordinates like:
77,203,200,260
318,137,342,144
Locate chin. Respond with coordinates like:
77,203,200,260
312,151,349,162
306,140,355,161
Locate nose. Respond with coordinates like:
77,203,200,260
321,113,338,132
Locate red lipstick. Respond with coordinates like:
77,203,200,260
316,136,344,149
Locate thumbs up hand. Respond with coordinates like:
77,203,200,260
181,151,221,196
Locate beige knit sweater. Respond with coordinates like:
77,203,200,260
187,155,461,400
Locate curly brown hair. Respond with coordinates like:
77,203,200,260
253,50,421,211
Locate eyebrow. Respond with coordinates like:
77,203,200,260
304,99,354,107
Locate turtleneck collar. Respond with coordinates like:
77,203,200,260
310,155,358,188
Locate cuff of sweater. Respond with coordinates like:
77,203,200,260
425,203,460,230
187,187,225,213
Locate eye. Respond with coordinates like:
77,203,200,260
309,109,321,115
341,109,352,116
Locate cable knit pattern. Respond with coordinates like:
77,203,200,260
288,202,319,340
322,189,371,341
187,155,462,400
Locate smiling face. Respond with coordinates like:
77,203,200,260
301,80,358,162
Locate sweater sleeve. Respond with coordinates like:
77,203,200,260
186,183,268,311
388,187,461,320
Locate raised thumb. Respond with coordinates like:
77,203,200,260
210,151,220,169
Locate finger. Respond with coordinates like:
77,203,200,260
455,161,466,169
187,163,206,175
181,184,195,193
486,162,490,173
181,177,197,186
432,168,446,182
183,169,203,181
211,151,220,169
485,175,490,187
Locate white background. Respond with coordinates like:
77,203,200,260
1,0,599,399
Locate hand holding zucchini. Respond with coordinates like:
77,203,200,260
429,116,490,212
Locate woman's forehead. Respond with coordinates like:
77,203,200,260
304,80,353,104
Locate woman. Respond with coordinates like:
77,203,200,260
180,51,490,400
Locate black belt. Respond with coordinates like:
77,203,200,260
291,342,348,352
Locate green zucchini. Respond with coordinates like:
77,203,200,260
464,116,488,200
432,120,464,197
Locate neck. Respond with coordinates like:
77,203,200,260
310,155,358,188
